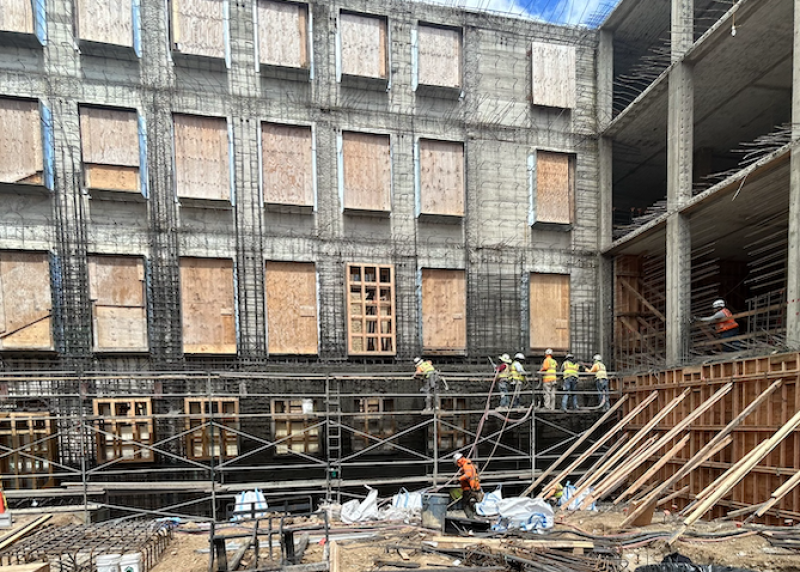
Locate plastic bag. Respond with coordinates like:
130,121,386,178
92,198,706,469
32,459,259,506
492,497,554,533
634,552,756,572
476,486,503,517
559,482,596,511
340,488,380,524
232,489,268,521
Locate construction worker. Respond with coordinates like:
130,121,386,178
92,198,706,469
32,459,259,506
496,354,512,410
589,354,609,411
510,353,528,409
414,357,439,413
560,353,580,411
539,349,558,410
694,299,741,352
452,452,483,518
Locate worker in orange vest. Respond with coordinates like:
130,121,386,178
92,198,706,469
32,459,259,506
694,299,741,352
453,452,483,518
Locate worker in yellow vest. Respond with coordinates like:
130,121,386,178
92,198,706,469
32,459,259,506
414,357,440,413
560,354,580,411
496,353,513,410
539,349,558,410
589,354,609,411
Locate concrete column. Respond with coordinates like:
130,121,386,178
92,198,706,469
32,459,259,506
671,0,694,62
597,30,614,131
786,0,800,347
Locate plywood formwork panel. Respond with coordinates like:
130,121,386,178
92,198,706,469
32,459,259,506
421,269,466,354
173,114,230,201
171,0,225,59
342,132,391,212
88,256,147,352
262,123,313,206
265,261,318,355
0,252,53,350
531,42,575,109
76,0,133,46
257,0,308,68
418,25,461,89
340,12,386,79
0,98,42,185
180,257,236,354
536,151,573,225
529,273,569,352
80,107,140,192
419,139,464,217
0,1,34,33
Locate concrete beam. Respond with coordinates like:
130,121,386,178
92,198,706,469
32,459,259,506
786,0,800,348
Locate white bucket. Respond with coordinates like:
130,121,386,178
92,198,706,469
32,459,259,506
119,552,142,572
96,553,121,572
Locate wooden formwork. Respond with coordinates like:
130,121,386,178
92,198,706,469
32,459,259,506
619,352,800,523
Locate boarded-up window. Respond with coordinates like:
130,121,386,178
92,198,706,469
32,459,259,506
352,397,395,452
417,25,461,89
340,12,387,79
93,398,154,463
534,151,574,226
173,114,230,201
0,98,43,186
0,1,34,33
257,0,308,69
262,123,313,207
347,264,395,355
265,261,318,354
80,107,140,193
171,0,225,59
88,255,147,352
180,257,236,354
531,42,576,109
0,251,52,351
529,273,569,352
76,0,133,46
0,412,57,490
272,399,319,455
341,132,391,212
418,139,464,217
185,398,239,460
422,269,466,354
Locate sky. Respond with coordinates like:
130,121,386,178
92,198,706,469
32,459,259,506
427,0,623,27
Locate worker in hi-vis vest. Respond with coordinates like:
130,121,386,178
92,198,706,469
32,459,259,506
589,354,609,411
539,349,558,411
693,299,741,352
560,354,580,412
414,357,440,413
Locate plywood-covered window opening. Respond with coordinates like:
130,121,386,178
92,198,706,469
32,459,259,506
75,0,135,48
347,263,395,355
0,1,34,34
531,150,575,227
170,0,226,59
417,139,464,217
531,42,576,109
272,399,319,455
0,251,54,351
416,24,461,92
80,107,142,194
341,131,391,213
0,98,50,188
261,123,314,208
352,397,395,452
88,255,148,352
180,257,237,354
529,273,570,353
185,398,239,460
339,12,387,83
256,0,309,71
428,397,467,451
0,412,57,490
421,269,466,354
93,398,154,463
265,261,318,355
173,114,231,202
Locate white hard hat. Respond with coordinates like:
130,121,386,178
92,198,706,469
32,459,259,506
453,452,463,462
593,354,602,361
514,352,525,360
545,348,553,355
565,353,574,360
500,353,511,363
413,357,422,365
712,299,725,309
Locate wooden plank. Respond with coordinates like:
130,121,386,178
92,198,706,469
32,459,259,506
531,42,576,109
180,258,237,354
417,25,461,88
342,132,391,212
0,98,42,184
80,107,139,167
76,0,133,46
0,252,53,350
173,114,230,201
257,0,308,68
419,139,464,216
85,164,140,192
172,0,225,58
0,1,34,34
262,123,313,206
421,269,466,354
340,12,386,79
427,537,593,551
529,273,569,351
536,151,572,225
265,261,318,355
0,516,51,553
87,255,147,351
93,307,148,351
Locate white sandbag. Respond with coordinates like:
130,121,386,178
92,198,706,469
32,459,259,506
232,489,268,521
493,497,554,532
476,486,503,517
391,488,423,510
340,488,380,524
559,483,597,511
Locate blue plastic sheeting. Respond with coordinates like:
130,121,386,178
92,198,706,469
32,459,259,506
40,103,54,190
133,0,142,57
138,114,148,198
34,0,47,44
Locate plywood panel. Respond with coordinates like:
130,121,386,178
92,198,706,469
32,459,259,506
531,42,576,109
0,252,53,350
0,1,34,34
340,12,386,79
173,114,230,201
265,261,318,354
418,25,461,89
262,123,313,206
257,0,308,68
422,269,466,354
0,99,42,185
180,258,236,354
172,0,225,58
76,0,133,46
419,139,464,216
85,165,140,192
342,132,391,212
88,256,147,351
80,107,139,167
530,273,569,351
536,151,572,225
94,307,148,350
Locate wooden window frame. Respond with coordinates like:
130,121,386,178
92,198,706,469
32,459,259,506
271,399,320,456
185,397,240,460
0,412,57,490
428,398,468,452
346,263,396,356
93,398,154,463
352,397,396,452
